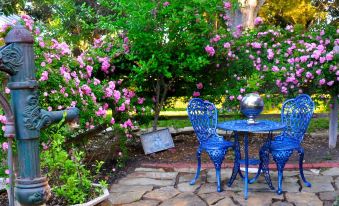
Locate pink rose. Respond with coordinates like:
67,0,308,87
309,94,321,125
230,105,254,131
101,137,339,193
319,78,326,85
205,45,215,56
327,81,334,86
193,91,200,97
196,82,203,89
229,95,235,100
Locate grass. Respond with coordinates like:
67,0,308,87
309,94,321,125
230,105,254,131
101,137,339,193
140,117,335,132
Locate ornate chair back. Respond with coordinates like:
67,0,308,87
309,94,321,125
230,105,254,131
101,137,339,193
187,98,218,143
280,94,314,143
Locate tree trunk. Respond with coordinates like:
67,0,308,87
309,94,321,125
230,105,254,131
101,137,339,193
329,96,338,149
229,0,265,29
152,76,168,131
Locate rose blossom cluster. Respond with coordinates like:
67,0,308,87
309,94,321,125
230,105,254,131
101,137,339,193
0,15,145,141
203,13,337,104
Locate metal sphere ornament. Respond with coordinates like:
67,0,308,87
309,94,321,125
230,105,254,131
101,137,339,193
240,93,264,124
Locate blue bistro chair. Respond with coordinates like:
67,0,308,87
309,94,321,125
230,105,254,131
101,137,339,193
260,94,314,195
187,98,234,192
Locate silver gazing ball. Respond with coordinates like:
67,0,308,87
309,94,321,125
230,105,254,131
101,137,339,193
240,93,264,124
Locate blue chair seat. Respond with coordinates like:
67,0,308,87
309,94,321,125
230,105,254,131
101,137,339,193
269,136,300,151
200,136,234,150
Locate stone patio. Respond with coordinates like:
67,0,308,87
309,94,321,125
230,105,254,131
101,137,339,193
99,167,339,206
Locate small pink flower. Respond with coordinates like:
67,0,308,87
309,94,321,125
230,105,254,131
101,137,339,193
319,78,326,85
327,81,334,86
163,1,170,7
5,169,9,175
118,103,126,112
39,41,45,48
224,2,231,9
2,142,8,151
240,88,245,93
224,42,231,48
110,118,115,124
196,82,203,89
272,66,279,72
5,87,10,94
39,71,48,81
137,97,145,104
326,53,333,61
305,72,314,79
237,95,243,101
229,95,235,101
193,91,200,97
205,45,215,56
254,17,263,26
211,35,221,43
42,143,49,150
316,69,322,75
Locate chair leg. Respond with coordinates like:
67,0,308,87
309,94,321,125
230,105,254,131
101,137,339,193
190,148,202,185
298,147,311,187
272,150,293,195
207,149,227,192
259,145,274,190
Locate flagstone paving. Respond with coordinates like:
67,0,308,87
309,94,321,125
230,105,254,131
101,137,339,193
99,167,339,206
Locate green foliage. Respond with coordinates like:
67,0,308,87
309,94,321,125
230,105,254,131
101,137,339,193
40,119,108,204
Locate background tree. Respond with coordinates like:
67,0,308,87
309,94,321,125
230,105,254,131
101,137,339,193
94,0,231,131
259,0,328,28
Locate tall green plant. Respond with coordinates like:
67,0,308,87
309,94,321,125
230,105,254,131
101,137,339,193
94,0,229,130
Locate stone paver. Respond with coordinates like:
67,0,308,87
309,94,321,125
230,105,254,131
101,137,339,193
110,184,153,193
122,200,160,206
108,191,146,205
160,192,207,206
135,167,165,172
178,173,206,184
213,197,235,206
301,175,335,193
206,168,233,183
271,201,294,206
105,167,339,206
286,192,323,206
321,167,339,176
335,176,339,189
127,171,178,180
174,167,202,173
177,182,201,192
233,192,284,206
198,191,234,205
318,190,339,201
118,177,175,186
143,186,180,201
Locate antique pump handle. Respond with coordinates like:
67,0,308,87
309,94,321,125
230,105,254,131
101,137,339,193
0,24,79,206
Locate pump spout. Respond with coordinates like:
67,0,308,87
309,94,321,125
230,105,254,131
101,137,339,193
40,107,79,129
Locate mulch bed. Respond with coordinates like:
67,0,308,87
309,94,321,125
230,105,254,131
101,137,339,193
128,131,339,165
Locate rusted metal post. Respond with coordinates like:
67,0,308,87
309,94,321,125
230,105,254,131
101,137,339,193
0,24,79,206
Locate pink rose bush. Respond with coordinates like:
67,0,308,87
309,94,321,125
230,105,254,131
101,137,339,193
0,16,148,156
201,12,338,110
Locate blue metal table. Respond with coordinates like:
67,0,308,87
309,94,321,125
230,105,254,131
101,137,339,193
217,120,286,199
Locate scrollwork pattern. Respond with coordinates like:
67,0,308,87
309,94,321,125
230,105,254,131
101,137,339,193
0,44,23,75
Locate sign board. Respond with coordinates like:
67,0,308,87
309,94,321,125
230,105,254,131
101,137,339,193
140,128,175,154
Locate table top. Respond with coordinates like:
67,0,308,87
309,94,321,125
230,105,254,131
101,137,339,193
217,119,286,132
